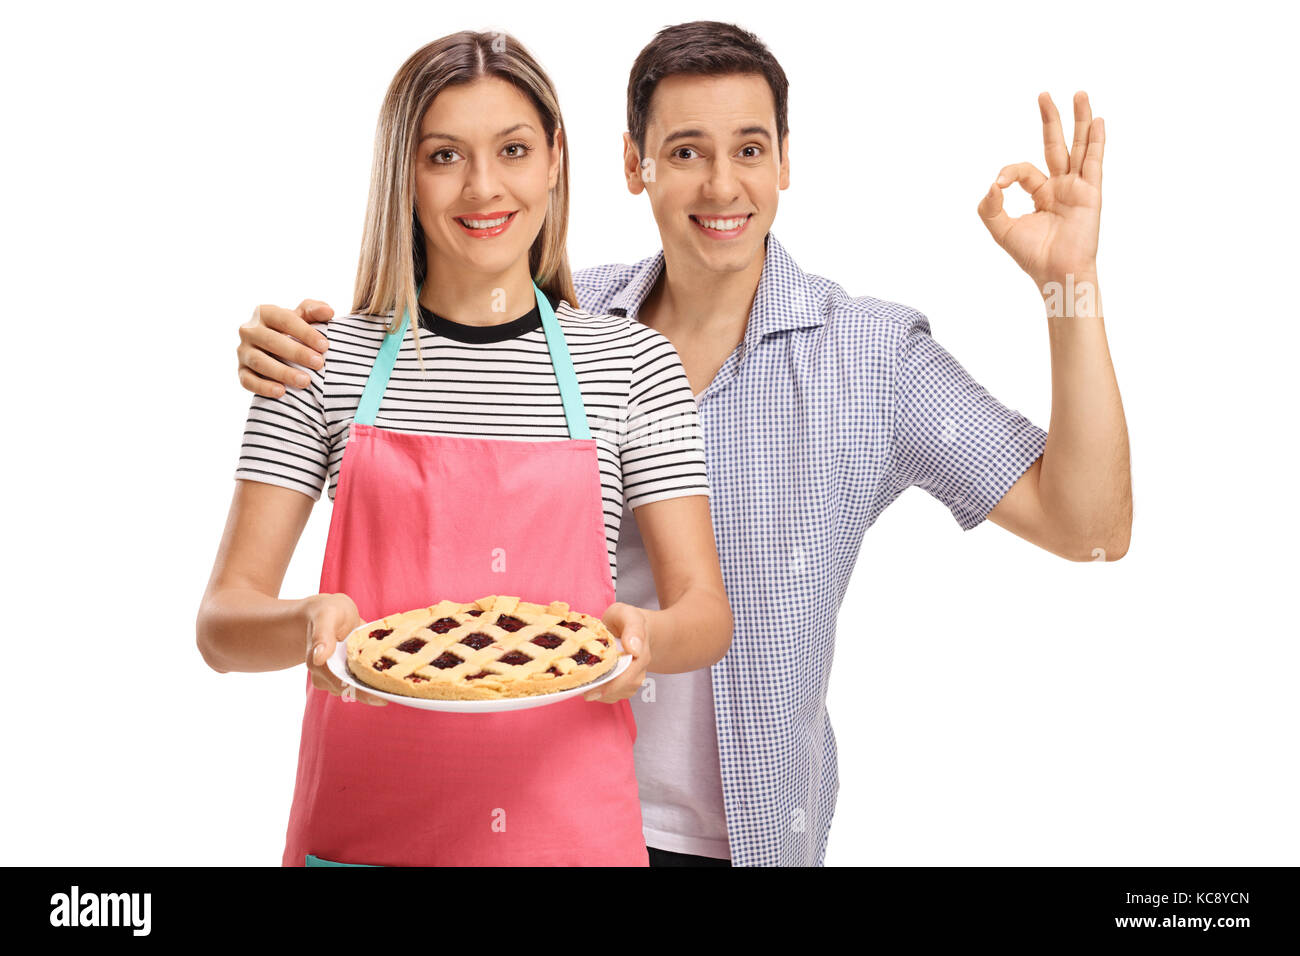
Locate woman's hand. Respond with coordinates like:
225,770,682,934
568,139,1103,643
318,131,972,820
238,299,335,398
303,593,387,706
585,602,651,703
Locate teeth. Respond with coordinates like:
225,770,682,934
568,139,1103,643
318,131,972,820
695,215,748,231
459,214,512,228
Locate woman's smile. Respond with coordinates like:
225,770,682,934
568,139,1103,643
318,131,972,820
453,209,519,238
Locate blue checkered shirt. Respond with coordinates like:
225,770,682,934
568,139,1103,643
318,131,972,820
574,232,1048,866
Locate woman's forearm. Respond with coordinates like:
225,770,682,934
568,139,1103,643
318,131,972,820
641,585,733,674
196,588,313,674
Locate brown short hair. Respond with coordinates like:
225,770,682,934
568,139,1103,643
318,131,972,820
626,21,790,161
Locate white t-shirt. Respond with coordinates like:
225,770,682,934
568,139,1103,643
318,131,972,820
619,390,732,861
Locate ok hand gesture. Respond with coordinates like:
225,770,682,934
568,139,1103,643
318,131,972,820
978,91,1104,292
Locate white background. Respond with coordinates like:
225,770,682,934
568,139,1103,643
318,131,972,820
3,0,1295,866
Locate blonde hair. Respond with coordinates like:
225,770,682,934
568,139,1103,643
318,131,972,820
351,31,578,370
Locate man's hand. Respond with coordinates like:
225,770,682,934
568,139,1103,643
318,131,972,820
238,300,335,398
585,602,650,703
977,91,1104,292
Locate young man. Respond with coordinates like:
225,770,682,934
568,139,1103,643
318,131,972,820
231,22,1131,866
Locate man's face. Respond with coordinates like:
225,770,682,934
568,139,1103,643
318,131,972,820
625,72,789,275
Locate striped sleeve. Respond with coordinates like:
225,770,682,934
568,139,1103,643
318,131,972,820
621,326,711,510
233,357,331,501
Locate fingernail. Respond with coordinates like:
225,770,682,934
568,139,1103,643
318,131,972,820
316,337,329,351
309,354,324,369
298,373,310,386
312,643,324,665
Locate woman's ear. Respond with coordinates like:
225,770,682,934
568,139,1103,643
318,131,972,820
548,126,564,190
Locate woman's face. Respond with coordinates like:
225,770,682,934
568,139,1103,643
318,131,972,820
414,76,561,284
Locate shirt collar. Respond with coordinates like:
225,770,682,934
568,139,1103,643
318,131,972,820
608,231,824,339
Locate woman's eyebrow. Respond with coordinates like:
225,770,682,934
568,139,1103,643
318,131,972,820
419,123,536,143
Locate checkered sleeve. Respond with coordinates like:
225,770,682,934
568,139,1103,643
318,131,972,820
889,310,1048,530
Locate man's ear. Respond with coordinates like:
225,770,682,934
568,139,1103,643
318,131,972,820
779,131,791,190
548,126,565,191
623,132,646,196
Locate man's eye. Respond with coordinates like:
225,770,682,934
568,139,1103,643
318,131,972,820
674,147,697,160
739,145,762,158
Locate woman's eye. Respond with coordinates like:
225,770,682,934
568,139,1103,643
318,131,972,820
431,149,458,164
502,142,533,160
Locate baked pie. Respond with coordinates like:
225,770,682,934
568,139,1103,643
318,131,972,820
345,595,623,701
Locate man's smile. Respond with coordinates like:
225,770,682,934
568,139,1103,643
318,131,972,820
689,212,753,239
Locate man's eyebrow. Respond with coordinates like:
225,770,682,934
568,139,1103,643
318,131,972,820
418,123,535,143
663,125,772,145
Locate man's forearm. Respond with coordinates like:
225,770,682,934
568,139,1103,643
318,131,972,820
1037,272,1132,559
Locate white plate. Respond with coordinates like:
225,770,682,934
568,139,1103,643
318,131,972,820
326,624,631,713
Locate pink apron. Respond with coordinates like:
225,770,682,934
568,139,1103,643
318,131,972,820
282,281,647,866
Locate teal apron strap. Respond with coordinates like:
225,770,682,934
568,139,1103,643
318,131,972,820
353,280,590,439
353,282,418,426
535,282,591,440
305,853,379,867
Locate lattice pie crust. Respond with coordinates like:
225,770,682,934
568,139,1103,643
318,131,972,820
345,595,621,700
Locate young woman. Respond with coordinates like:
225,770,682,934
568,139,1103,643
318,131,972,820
197,31,732,867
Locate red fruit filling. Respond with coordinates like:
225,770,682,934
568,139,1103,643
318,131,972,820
409,675,427,683
468,609,483,616
497,650,532,666
374,657,397,671
466,671,492,680
531,633,564,649
396,637,426,653
431,652,462,669
558,621,582,632
459,632,494,650
369,627,393,640
428,617,459,633
496,614,525,632
572,649,601,666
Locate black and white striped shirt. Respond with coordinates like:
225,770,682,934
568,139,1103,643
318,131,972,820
233,295,710,588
